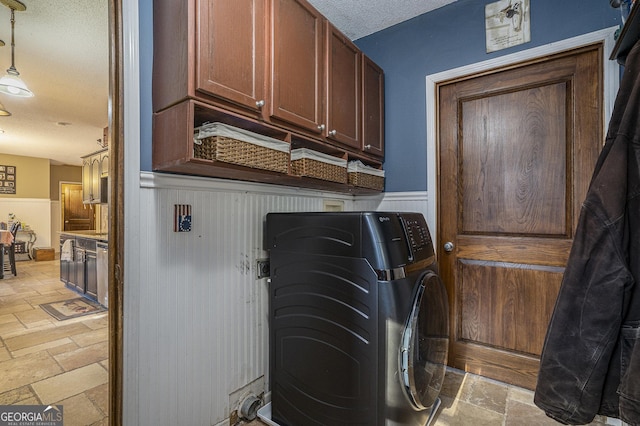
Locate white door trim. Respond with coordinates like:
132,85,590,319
425,27,620,247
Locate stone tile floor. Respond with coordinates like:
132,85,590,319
0,258,108,426
246,366,620,426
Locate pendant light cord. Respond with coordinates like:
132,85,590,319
7,8,17,75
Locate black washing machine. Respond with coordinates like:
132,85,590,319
265,212,449,426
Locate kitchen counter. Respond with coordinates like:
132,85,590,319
59,230,108,242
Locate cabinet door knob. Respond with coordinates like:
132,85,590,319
328,129,337,137
256,100,265,108
364,144,372,150
317,124,325,131
444,241,455,253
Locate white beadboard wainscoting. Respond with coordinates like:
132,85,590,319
128,172,429,425
0,198,52,248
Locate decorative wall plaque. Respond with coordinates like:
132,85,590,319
485,0,530,53
0,165,16,194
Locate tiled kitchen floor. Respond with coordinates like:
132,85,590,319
0,258,108,426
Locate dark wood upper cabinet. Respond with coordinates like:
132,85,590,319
153,0,267,115
152,0,385,191
198,0,266,111
270,0,325,133
326,22,361,150
362,55,384,157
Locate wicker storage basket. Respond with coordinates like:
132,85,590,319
290,148,347,184
193,122,290,174
347,160,385,191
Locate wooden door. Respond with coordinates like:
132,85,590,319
325,22,361,149
438,44,603,389
197,0,266,113
362,55,384,158
63,183,95,231
270,0,324,134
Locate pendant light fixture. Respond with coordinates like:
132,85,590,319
0,100,11,116
0,0,32,98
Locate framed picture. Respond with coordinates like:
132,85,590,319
0,165,16,194
485,0,531,53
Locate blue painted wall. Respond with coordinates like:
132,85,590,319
356,0,621,191
140,0,153,172
139,0,621,190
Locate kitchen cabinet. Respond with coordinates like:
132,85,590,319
73,245,85,293
325,22,361,150
85,244,97,300
153,0,267,117
270,0,324,133
270,4,364,152
100,151,109,177
82,148,108,204
152,0,385,192
82,157,91,203
362,55,385,157
60,233,103,304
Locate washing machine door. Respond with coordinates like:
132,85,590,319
399,270,449,410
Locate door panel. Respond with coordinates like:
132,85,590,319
326,22,361,149
460,83,568,236
459,260,563,355
438,44,603,389
362,56,384,157
63,183,94,231
197,0,266,111
270,0,324,132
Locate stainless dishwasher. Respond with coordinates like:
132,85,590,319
96,241,108,308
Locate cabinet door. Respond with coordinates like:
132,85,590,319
91,156,101,203
85,250,97,299
197,0,266,112
270,0,324,133
73,248,86,293
362,55,385,157
82,158,92,203
100,152,109,177
326,23,361,150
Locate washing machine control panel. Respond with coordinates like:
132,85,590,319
400,214,434,262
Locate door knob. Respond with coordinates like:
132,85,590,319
256,100,265,108
328,129,337,136
444,242,455,253
317,124,325,131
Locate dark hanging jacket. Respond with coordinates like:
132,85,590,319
534,40,640,424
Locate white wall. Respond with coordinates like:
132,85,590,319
123,172,427,425
0,198,52,249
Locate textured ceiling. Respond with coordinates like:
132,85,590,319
308,0,458,40
0,0,109,166
0,0,454,167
